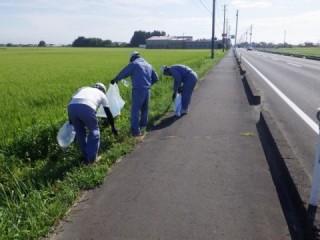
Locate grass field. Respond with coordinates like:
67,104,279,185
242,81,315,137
260,47,320,57
0,47,227,239
0,47,218,145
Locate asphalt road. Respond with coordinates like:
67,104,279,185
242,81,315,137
50,51,290,240
237,48,320,177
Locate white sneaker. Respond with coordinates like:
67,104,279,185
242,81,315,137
135,134,145,143
92,156,102,164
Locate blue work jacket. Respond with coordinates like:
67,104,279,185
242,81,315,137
114,58,158,89
169,65,197,93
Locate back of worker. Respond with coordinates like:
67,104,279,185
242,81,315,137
110,52,158,138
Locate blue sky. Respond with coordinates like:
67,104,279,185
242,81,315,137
1,0,319,45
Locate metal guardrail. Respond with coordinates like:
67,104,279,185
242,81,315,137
234,47,320,238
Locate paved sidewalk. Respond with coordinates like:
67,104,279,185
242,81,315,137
51,51,290,240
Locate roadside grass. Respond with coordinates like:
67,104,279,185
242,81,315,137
0,48,226,239
259,47,320,57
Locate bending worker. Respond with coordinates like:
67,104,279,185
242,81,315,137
68,83,118,164
110,51,158,139
161,64,198,115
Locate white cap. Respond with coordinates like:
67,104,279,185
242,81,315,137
130,51,140,58
160,65,167,75
93,82,106,93
129,51,140,62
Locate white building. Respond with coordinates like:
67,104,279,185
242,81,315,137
146,36,213,49
146,36,194,49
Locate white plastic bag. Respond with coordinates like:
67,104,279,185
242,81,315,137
174,93,182,117
96,84,125,118
121,79,131,87
57,121,76,149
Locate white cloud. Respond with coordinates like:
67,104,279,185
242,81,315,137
237,10,320,44
231,0,272,9
1,0,319,45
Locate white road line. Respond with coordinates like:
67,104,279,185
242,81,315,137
242,56,319,134
287,62,302,67
272,58,279,61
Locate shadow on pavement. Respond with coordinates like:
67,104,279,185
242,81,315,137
148,114,182,132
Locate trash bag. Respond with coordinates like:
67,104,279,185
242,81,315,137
57,121,76,149
96,84,125,118
121,79,131,87
174,93,182,117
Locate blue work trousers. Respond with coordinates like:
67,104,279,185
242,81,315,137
181,72,197,111
68,104,100,162
131,88,150,135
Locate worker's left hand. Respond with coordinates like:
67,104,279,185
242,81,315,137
178,87,182,93
112,126,119,136
172,93,177,101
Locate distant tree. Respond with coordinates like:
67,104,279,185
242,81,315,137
259,42,267,48
130,31,146,47
216,40,223,49
267,42,275,48
72,36,113,47
150,30,166,37
283,42,292,48
89,38,103,47
72,36,86,47
130,30,166,47
102,39,112,47
225,38,232,49
304,42,314,47
38,40,46,47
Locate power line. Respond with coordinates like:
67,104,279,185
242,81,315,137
215,1,225,38
197,0,211,14
192,0,225,42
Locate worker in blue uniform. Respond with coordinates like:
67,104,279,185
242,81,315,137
110,51,158,140
161,64,198,115
68,83,118,164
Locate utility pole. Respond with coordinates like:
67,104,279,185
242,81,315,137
227,21,231,50
249,25,253,44
284,30,286,46
235,10,239,47
182,32,185,49
222,4,226,52
226,19,229,38
211,0,216,59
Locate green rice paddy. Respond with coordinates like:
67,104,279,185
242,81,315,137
0,47,227,239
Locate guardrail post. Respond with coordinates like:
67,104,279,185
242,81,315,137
309,108,320,207
306,108,320,238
